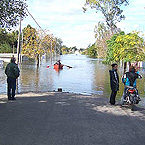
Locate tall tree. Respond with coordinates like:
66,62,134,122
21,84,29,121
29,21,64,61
0,0,27,28
94,22,120,58
55,38,63,55
22,25,44,66
83,0,129,32
94,22,110,58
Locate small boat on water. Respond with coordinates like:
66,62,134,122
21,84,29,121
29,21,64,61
54,64,63,69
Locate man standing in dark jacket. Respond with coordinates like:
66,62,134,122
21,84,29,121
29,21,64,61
5,57,20,100
109,63,119,105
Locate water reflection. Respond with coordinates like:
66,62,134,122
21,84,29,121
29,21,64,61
0,54,144,99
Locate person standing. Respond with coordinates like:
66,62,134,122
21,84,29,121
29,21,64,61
5,57,20,100
109,63,119,105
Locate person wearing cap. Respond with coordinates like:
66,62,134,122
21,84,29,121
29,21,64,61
109,63,119,105
5,57,20,100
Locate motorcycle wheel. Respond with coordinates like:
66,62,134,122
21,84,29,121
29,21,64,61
136,100,139,104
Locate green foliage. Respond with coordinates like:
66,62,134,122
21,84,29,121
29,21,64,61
0,42,12,53
61,46,78,54
0,0,27,28
86,43,98,58
106,31,124,63
61,46,71,54
84,0,129,31
106,31,145,63
0,28,18,53
22,25,43,58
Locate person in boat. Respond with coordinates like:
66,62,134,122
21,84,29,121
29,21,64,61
122,65,142,101
54,60,64,69
109,63,119,105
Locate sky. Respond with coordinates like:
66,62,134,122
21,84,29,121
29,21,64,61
19,0,145,49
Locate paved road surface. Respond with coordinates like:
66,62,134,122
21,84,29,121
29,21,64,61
0,92,145,145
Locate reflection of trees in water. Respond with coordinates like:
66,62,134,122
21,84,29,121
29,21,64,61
93,61,111,96
20,65,40,92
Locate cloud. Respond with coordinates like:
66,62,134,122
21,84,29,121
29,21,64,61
23,0,99,48
23,0,145,48
116,0,145,33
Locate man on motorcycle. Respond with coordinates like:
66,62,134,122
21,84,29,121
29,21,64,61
122,66,142,102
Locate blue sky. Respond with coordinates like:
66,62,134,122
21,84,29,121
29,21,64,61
19,0,145,49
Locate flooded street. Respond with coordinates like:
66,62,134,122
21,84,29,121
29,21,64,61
0,54,145,100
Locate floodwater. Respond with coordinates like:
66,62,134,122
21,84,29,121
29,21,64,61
0,54,145,100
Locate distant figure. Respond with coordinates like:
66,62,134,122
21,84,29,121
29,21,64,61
5,57,20,100
109,63,119,105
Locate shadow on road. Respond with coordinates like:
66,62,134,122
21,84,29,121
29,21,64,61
0,92,145,145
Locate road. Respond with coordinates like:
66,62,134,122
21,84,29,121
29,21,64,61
0,92,145,145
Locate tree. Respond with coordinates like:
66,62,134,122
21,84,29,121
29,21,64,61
0,0,27,28
106,31,145,63
94,22,111,58
94,21,120,58
8,30,18,53
22,25,44,66
0,28,18,53
61,46,70,54
106,31,124,63
40,34,56,55
83,0,129,32
85,43,98,58
54,38,63,55
0,42,11,53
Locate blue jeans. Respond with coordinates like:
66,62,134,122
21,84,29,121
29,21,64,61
7,77,16,99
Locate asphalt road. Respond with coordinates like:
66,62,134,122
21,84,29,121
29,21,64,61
0,92,145,145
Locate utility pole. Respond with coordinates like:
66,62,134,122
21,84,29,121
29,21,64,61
50,34,53,62
20,30,23,63
17,17,21,65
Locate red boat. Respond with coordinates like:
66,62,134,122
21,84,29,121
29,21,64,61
54,64,63,69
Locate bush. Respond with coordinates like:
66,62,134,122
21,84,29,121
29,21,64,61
0,42,12,53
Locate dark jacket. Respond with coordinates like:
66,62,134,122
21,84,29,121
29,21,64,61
109,69,119,91
122,71,142,87
5,62,20,79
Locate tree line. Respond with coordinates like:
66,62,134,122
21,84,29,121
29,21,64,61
1,0,145,64
0,0,76,66
83,0,145,63
0,25,75,63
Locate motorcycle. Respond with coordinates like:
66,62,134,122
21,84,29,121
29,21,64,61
121,86,141,111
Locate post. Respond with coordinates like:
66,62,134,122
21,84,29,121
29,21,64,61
50,34,53,62
16,16,21,94
17,17,21,65
20,30,23,63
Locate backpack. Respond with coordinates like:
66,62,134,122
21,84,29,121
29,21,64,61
14,67,20,78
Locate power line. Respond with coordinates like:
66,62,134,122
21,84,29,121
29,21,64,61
26,8,47,34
